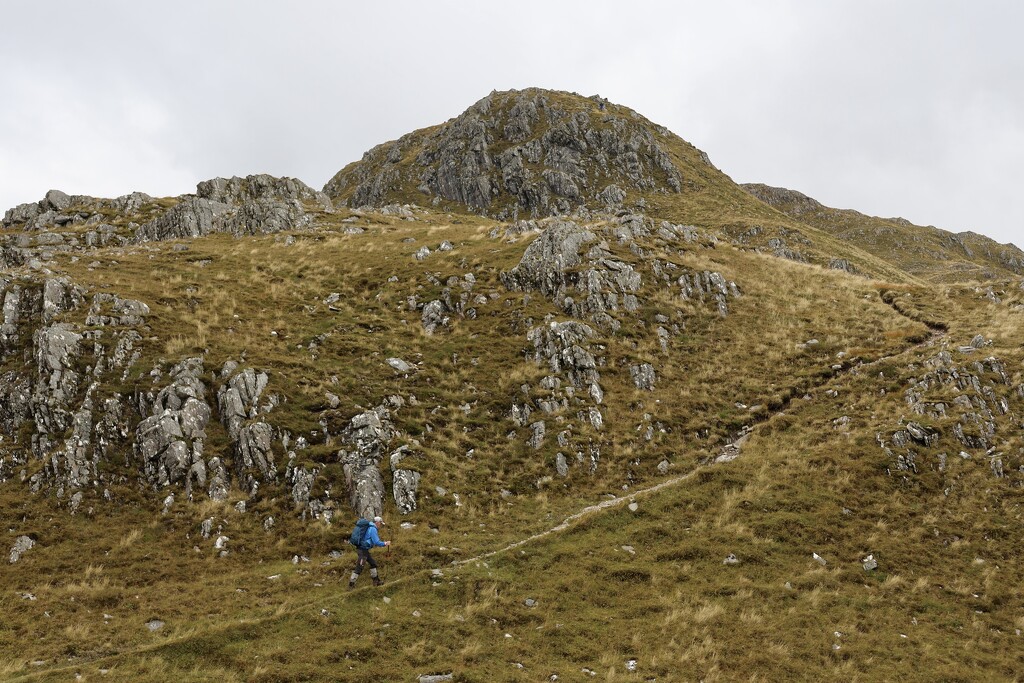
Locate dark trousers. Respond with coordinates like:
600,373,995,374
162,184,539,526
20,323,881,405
353,547,377,575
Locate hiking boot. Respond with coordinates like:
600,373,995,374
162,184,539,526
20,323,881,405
348,581,356,590
372,577,383,587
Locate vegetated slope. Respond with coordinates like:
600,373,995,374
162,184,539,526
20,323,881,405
1,89,1023,681
743,183,1024,283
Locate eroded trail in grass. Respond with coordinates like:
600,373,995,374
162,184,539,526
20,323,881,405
13,325,944,682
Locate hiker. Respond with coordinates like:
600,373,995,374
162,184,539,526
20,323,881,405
349,515,391,588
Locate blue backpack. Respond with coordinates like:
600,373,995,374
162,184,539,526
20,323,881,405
349,519,372,549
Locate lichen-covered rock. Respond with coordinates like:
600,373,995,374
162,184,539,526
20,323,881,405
42,277,85,324
135,197,233,242
196,174,332,210
677,270,740,317
527,321,600,388
31,323,83,435
85,293,150,327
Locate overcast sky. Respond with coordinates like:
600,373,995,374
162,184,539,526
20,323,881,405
1,1,1020,247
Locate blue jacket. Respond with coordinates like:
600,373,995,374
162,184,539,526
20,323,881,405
363,524,387,548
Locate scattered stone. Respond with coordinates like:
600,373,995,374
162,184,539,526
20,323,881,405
524,598,537,607
621,545,636,555
628,502,639,512
145,619,164,631
862,554,878,571
812,552,827,566
723,553,740,566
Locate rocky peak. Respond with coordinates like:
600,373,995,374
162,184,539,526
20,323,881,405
324,88,710,219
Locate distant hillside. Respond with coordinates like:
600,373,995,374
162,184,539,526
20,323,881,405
743,183,1024,283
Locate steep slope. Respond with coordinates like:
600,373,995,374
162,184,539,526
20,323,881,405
743,183,1024,283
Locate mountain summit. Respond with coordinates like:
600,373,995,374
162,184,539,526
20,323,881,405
324,88,719,219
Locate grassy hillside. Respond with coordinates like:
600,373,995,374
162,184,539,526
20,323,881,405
2,88,1023,681
743,183,1024,283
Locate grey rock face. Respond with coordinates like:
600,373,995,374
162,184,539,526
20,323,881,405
288,465,317,508
338,404,397,519
9,535,34,563
527,321,600,388
135,197,233,242
135,174,330,243
197,174,332,210
85,293,150,327
134,358,210,497
31,323,84,435
502,219,643,329
235,422,277,495
217,365,269,441
42,277,85,324
528,420,546,449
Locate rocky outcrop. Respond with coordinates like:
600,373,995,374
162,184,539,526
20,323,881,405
502,219,642,330
134,197,232,242
325,88,688,218
389,445,421,515
2,190,153,232
338,405,398,519
217,365,270,441
677,270,741,317
135,175,331,243
630,363,656,391
882,347,1021,485
134,358,211,498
